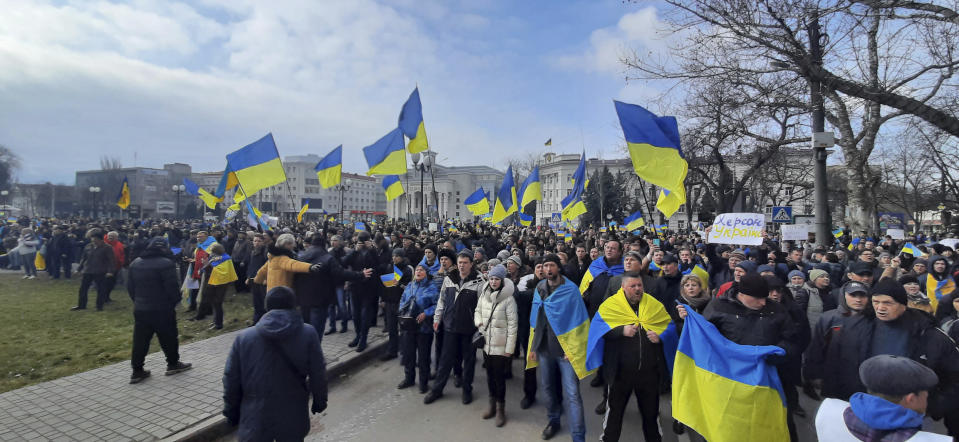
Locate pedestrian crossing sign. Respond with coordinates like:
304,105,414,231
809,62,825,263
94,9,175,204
550,212,562,224
772,206,792,223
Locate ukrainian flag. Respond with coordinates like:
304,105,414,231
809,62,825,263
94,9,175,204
198,236,217,253
198,189,219,210
214,167,239,199
848,237,861,251
526,276,595,379
398,87,429,154
380,265,402,287
585,289,672,371
832,228,844,238
315,145,342,189
207,254,238,286
902,242,924,257
682,264,711,291
571,152,589,189
561,188,587,221
491,166,517,224
579,256,625,294
226,133,287,196
519,212,533,227
926,274,955,312
354,222,366,231
116,177,130,210
245,200,271,232
624,210,646,231
615,100,687,217
520,166,542,208
382,175,404,201
673,308,790,442
297,199,309,223
464,188,491,216
364,127,407,176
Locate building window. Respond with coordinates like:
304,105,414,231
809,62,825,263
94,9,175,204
764,205,773,214
456,198,460,203
456,191,460,195
456,212,460,217
678,220,685,230
678,205,686,213
804,204,812,214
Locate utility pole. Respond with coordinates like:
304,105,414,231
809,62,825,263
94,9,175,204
808,10,833,247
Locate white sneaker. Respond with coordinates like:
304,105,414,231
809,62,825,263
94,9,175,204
27,275,36,279
22,275,29,279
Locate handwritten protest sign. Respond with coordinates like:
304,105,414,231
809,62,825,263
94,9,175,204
885,228,905,240
781,224,809,241
708,213,765,245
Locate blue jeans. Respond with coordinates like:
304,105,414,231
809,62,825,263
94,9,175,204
538,355,585,442
302,306,329,345
21,252,36,276
327,286,350,330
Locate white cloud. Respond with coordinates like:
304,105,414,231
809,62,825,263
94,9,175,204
554,6,672,75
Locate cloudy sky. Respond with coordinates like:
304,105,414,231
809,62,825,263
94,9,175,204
1,0,675,184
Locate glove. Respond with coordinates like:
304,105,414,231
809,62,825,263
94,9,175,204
311,400,327,414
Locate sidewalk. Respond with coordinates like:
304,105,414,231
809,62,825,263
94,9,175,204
0,322,387,442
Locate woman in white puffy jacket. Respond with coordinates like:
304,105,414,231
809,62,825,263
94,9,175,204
473,264,517,428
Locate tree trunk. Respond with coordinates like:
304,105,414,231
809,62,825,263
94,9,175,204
844,163,877,235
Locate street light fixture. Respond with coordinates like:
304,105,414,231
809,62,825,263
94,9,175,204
411,153,433,229
88,186,101,218
172,184,186,219
336,179,353,222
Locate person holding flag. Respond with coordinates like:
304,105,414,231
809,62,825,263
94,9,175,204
585,271,671,442
918,255,956,312
201,243,237,330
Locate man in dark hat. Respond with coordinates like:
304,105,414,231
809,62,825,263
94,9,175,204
127,237,192,384
815,355,948,441
223,286,328,442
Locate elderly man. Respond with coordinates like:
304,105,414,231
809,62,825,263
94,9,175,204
72,228,117,311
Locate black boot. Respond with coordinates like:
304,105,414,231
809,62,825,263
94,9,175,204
130,369,151,384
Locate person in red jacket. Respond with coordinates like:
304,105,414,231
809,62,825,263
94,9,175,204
103,231,126,303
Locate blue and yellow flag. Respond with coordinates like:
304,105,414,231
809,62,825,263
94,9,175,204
519,166,542,208
561,154,588,221
585,290,672,371
464,188,491,216
526,277,594,379
297,199,309,223
198,236,217,253
364,127,407,176
615,101,687,217
624,210,646,231
398,87,429,154
214,167,239,199
673,308,789,442
182,178,201,196
226,133,287,196
244,200,271,232
926,273,955,312
571,152,589,189
848,237,861,251
491,166,517,224
832,228,844,238
579,256,625,294
198,188,219,210
116,177,130,209
315,145,342,189
207,254,238,286
519,212,534,227
380,265,402,287
382,175,404,201
902,242,924,257
354,221,366,231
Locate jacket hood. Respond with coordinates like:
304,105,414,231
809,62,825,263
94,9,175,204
268,244,297,259
255,309,303,340
849,392,924,430
483,278,515,303
928,255,950,279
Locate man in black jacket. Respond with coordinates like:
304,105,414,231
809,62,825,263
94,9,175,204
344,232,384,352
47,225,74,279
380,248,412,361
295,233,370,345
246,233,269,324
127,237,192,384
599,272,665,442
72,228,117,311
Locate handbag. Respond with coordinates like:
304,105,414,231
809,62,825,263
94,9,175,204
472,298,500,349
398,295,418,331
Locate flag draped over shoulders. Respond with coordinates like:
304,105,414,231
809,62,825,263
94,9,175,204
585,290,672,372
672,308,789,442
526,277,594,379
208,254,238,286
579,256,625,294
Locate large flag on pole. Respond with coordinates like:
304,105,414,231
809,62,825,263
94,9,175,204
615,101,687,217
363,128,407,176
519,166,542,208
464,188,491,216
491,166,517,224
398,87,429,154
382,175,405,201
116,177,130,209
315,145,343,189
226,133,287,196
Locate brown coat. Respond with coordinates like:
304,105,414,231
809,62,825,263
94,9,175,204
253,248,312,292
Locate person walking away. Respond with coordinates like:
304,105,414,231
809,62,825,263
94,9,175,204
474,264,518,427
246,234,269,324
816,354,950,441
222,287,328,442
398,263,440,393
17,228,39,279
127,237,192,384
72,229,116,311
425,250,485,405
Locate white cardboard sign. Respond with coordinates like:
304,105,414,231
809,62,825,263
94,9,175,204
708,212,765,245
885,228,905,240
781,224,809,241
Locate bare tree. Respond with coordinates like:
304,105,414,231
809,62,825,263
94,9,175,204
624,0,959,233
99,155,123,170
0,145,20,190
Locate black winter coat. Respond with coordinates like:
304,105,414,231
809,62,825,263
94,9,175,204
702,296,800,365
293,246,364,308
381,259,413,304
127,250,180,311
650,271,683,319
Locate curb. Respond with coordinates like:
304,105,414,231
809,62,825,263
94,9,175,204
161,339,388,442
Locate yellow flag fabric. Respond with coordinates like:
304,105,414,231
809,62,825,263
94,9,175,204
208,254,238,286
584,290,672,371
35,252,46,271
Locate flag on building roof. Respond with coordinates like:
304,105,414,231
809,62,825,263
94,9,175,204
226,133,287,196
382,175,404,201
398,87,429,154
544,138,552,146
315,145,343,189
363,127,407,176
615,101,687,218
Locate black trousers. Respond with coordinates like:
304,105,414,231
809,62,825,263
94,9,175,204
602,371,661,442
131,310,179,370
205,284,227,328
77,273,108,309
517,323,536,400
102,273,117,300
351,290,377,346
251,283,266,324
432,331,475,394
783,381,799,442
402,330,433,389
484,353,510,402
48,254,72,279
383,301,399,356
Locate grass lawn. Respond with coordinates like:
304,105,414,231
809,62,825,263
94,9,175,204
0,272,254,393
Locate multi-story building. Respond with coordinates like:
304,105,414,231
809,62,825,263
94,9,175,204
386,152,504,223
75,163,193,217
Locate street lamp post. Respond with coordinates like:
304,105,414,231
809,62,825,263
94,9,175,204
411,153,432,229
88,186,101,219
337,179,352,222
172,184,185,219
0,190,8,210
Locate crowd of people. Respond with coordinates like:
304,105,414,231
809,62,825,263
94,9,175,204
3,215,959,441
